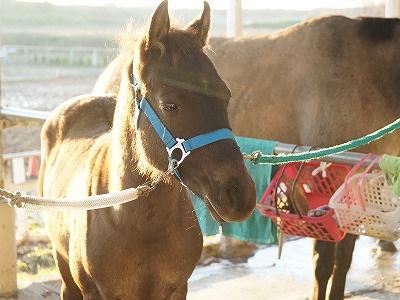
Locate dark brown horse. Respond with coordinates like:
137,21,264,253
38,2,256,299
94,14,400,300
207,16,400,300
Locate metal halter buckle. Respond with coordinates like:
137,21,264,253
166,138,191,166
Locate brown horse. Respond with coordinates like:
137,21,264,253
38,1,256,299
94,14,400,300
207,15,400,300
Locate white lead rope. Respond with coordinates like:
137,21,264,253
0,159,179,211
0,188,143,211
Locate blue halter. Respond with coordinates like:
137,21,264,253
132,75,236,182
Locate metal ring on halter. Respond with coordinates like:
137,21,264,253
166,138,191,166
137,159,180,196
133,74,236,183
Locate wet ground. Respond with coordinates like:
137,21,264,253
189,237,400,300
1,236,399,300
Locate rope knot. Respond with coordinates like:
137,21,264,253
8,191,23,208
243,150,263,164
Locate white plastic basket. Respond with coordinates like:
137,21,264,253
329,154,400,241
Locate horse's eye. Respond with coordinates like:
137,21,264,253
161,102,178,112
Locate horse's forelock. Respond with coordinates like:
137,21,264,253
133,27,212,93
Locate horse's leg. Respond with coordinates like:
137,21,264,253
328,234,357,300
311,239,335,300
54,251,83,300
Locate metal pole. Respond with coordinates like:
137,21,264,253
92,49,98,67
227,0,242,37
273,143,380,168
0,106,50,121
386,0,400,17
0,61,18,297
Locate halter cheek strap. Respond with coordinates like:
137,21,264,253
132,75,236,182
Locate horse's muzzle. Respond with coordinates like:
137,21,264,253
203,175,256,223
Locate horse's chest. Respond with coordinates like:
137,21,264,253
70,216,202,297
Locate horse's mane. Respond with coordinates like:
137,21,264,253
357,17,400,43
116,19,140,55
118,19,208,63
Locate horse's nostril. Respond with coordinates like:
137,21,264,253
219,179,256,222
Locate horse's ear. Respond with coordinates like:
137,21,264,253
185,1,211,48
146,0,170,49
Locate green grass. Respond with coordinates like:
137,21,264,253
18,265,58,281
2,0,151,27
17,242,57,281
1,0,148,47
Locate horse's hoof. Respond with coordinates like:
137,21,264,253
377,240,397,253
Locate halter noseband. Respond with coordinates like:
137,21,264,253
132,75,236,182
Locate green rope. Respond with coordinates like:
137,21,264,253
253,118,400,165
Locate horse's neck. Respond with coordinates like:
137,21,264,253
106,88,188,230
107,157,188,233
107,134,187,231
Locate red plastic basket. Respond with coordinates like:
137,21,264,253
259,161,351,242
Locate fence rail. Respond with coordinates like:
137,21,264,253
3,150,41,161
0,106,50,121
1,45,118,67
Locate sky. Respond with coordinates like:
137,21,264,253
18,0,385,10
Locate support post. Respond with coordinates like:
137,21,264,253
386,0,400,17
227,0,242,37
0,53,18,298
92,49,98,67
0,124,18,298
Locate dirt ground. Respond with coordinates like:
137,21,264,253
1,65,399,299
2,64,102,154
1,237,399,300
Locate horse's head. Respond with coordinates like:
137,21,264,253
131,0,255,222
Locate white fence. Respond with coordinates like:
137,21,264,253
1,45,118,67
